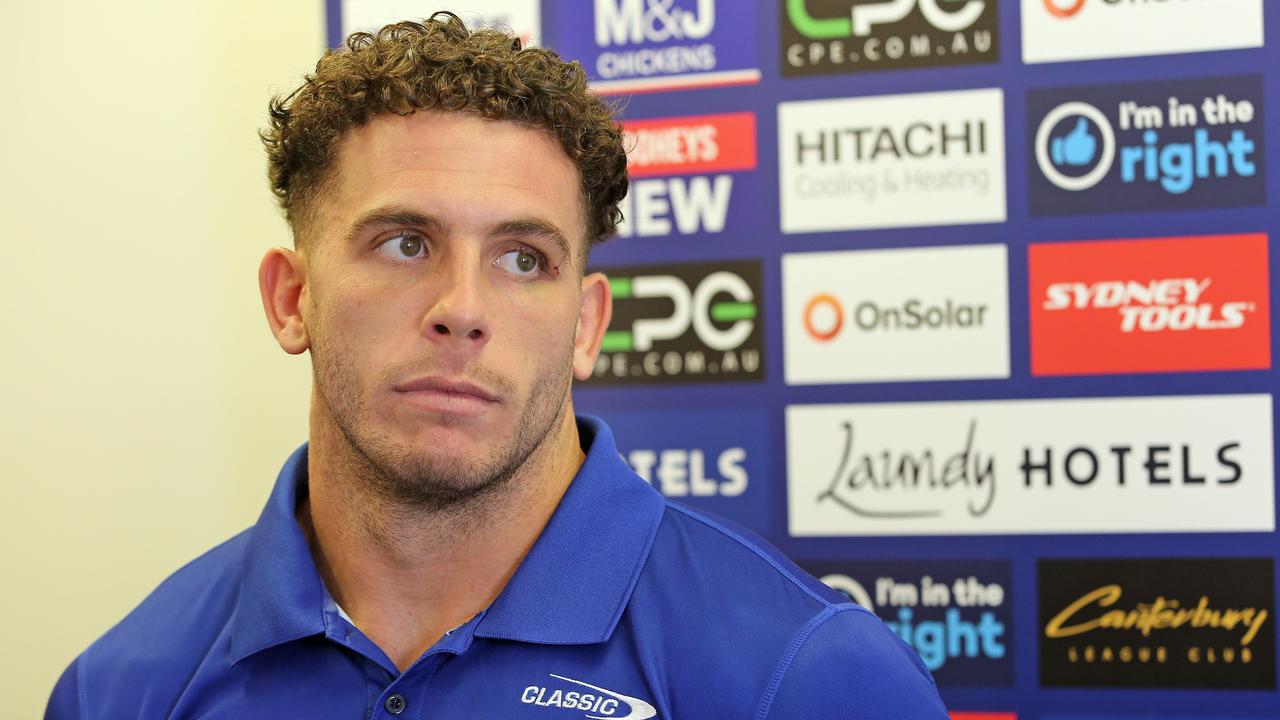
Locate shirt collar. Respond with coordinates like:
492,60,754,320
229,444,327,665
474,415,666,644
228,415,666,663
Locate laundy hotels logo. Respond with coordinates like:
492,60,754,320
783,244,1009,384
618,112,757,239
806,560,1014,686
1030,234,1271,376
1028,75,1265,216
785,394,1275,536
781,0,998,76
779,88,1006,234
586,260,763,384
1038,558,1276,689
1023,0,1264,64
544,0,761,95
601,408,770,529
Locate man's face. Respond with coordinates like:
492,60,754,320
298,110,592,507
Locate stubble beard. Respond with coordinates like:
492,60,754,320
311,332,576,516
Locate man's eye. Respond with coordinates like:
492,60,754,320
497,249,545,277
377,234,426,260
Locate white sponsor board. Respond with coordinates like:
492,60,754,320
787,394,1275,536
783,245,1010,384
778,88,1006,234
341,0,540,46
1023,0,1263,64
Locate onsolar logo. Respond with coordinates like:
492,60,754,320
1022,0,1263,65
782,245,1009,384
1042,0,1084,18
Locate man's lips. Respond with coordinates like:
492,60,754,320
392,376,501,416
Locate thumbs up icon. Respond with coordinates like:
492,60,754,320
1051,117,1097,167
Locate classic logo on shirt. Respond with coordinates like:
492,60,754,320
521,674,658,718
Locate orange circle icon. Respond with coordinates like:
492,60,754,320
1044,0,1086,18
804,294,844,342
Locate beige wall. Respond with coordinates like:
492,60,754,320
0,1,323,715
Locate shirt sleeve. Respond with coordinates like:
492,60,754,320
755,604,948,720
45,658,82,720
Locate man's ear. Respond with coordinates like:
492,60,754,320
258,248,310,355
573,272,613,380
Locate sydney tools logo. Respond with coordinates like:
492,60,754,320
781,0,998,76
1028,75,1265,216
588,261,763,384
1029,234,1271,376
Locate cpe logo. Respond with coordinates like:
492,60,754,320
782,0,997,76
1028,75,1265,216
589,261,763,384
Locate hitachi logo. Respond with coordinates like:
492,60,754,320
794,121,987,165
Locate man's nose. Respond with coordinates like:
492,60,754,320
420,260,490,349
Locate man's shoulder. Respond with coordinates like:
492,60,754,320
76,530,251,694
646,501,846,614
624,502,946,717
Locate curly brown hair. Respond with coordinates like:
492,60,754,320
261,11,629,250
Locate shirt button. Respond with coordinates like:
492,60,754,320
384,693,407,715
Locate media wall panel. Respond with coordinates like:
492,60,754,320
328,1,1280,716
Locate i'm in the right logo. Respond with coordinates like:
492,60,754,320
1027,75,1265,216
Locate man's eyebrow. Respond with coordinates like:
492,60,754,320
342,207,444,245
489,218,574,265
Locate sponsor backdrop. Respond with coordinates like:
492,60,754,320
329,0,1279,716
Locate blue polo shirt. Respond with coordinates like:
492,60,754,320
46,416,947,719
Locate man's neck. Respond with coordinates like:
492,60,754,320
299,405,586,672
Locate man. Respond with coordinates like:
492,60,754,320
47,13,947,719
